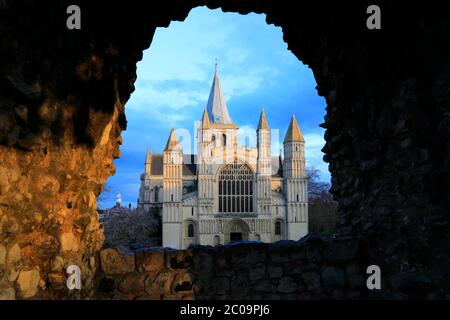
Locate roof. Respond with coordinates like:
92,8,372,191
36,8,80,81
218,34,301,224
147,154,197,176
201,109,211,129
271,155,284,177
257,109,270,130
182,154,197,176
150,154,163,175
284,115,305,143
206,64,233,124
164,128,182,151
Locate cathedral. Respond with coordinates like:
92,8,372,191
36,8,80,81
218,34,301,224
138,65,308,249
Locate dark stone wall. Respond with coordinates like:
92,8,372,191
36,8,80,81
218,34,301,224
95,236,365,300
0,0,449,299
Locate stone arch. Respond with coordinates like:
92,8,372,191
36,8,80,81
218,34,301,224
0,1,448,299
223,218,251,244
182,219,198,248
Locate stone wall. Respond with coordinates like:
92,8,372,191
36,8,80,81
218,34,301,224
0,0,449,299
95,236,368,300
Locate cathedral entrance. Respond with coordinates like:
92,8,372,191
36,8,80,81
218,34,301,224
230,232,243,242
224,218,250,244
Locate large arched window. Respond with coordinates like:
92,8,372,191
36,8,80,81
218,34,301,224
218,161,253,213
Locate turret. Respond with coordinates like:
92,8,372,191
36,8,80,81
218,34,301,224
145,148,152,175
283,115,308,240
256,108,272,215
162,128,183,248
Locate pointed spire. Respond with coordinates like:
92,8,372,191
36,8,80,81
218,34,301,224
201,108,211,129
206,62,232,124
284,115,305,143
257,108,270,131
164,128,181,151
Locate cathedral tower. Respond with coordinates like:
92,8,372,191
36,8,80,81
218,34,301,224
162,128,183,248
283,115,308,239
256,109,272,215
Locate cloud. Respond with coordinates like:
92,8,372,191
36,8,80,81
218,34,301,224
238,125,257,148
304,132,329,180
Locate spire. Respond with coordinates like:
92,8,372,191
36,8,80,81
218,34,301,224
257,108,270,131
284,115,305,143
206,63,232,124
201,108,211,129
164,128,181,151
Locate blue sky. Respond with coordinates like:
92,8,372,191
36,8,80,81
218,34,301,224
98,7,329,208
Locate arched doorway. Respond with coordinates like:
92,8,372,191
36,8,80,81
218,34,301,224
224,218,251,244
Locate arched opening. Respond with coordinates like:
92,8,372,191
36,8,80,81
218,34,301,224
187,223,195,238
97,6,331,250
224,218,251,244
275,221,281,235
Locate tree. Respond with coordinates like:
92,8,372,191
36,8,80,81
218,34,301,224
100,206,161,249
306,166,337,236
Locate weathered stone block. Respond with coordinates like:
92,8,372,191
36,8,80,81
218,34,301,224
267,265,283,279
0,288,15,300
61,232,80,252
119,272,145,293
17,269,40,298
136,250,164,273
100,247,135,275
321,267,345,288
249,264,266,282
0,245,6,267
302,271,321,291
253,280,276,293
166,250,193,270
211,277,230,294
145,272,174,295
6,243,21,267
277,276,297,293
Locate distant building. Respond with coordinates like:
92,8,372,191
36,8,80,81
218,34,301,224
138,64,308,249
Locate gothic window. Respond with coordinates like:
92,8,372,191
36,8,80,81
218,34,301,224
213,235,220,246
171,194,173,202
275,221,282,235
154,187,159,202
191,207,194,216
218,161,253,213
296,194,299,202
187,223,194,238
212,135,216,142
222,134,227,146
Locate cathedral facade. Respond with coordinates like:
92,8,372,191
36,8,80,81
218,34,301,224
138,65,308,249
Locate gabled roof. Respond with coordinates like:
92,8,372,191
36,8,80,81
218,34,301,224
257,108,270,131
284,115,305,143
206,64,232,124
164,128,182,151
